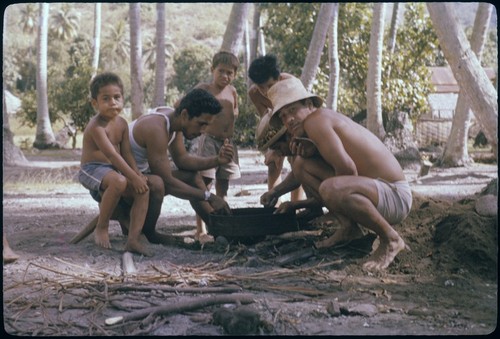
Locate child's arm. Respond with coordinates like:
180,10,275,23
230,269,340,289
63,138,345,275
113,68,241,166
91,120,148,194
232,86,239,119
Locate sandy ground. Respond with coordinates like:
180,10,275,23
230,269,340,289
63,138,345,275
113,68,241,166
2,149,498,336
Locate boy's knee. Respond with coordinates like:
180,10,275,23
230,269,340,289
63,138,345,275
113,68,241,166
107,174,128,193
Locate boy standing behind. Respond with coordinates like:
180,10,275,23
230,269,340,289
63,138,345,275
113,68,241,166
78,72,151,256
193,51,241,232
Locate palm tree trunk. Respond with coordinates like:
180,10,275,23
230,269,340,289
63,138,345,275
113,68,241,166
34,2,56,149
221,3,250,56
153,3,166,107
366,3,386,140
300,3,336,91
129,3,144,119
427,3,497,158
326,3,339,111
91,3,101,75
250,4,261,61
440,3,494,166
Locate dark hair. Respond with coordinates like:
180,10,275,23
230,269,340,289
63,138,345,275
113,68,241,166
89,72,124,100
212,51,239,72
248,54,280,84
176,88,222,119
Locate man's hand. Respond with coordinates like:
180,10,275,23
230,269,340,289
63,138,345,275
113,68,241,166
274,201,295,214
260,189,279,208
290,137,317,158
208,194,232,215
217,139,234,165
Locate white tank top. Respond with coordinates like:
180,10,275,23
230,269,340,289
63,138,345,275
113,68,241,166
129,107,176,173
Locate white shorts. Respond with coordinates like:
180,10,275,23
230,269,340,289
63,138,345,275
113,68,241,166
374,179,412,225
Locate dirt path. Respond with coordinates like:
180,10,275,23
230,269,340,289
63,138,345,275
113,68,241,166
2,149,498,335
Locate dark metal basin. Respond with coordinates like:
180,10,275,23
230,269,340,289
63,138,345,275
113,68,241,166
208,207,299,239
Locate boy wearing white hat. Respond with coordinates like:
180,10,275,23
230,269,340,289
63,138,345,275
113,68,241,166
267,76,412,271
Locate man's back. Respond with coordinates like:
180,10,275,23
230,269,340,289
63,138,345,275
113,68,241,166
305,109,405,182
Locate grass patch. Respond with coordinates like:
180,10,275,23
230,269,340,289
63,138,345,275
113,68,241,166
3,166,80,185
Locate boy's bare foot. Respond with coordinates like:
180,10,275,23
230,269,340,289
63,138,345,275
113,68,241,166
94,227,111,249
125,239,152,257
3,246,20,264
3,235,20,263
196,232,214,245
362,235,406,271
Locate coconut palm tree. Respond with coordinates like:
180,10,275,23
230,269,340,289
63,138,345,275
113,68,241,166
102,21,130,69
221,3,250,55
427,3,498,158
33,3,56,149
366,3,386,140
152,3,166,107
300,3,336,91
129,3,143,119
326,3,340,111
49,4,80,41
440,3,495,166
92,3,101,74
19,3,37,35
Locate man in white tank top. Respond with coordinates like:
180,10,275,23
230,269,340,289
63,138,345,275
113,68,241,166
121,89,235,244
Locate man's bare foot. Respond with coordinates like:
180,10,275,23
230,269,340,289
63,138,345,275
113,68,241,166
125,239,152,257
362,235,406,271
94,227,111,249
3,235,19,264
315,223,365,248
309,211,336,227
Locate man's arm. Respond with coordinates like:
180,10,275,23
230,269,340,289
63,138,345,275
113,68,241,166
304,113,357,176
169,133,233,171
144,127,209,200
261,171,301,207
232,86,239,119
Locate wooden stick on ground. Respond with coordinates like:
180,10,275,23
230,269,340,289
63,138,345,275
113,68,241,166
105,293,255,325
69,215,98,244
122,252,137,275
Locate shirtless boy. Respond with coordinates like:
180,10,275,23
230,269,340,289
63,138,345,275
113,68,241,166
78,72,151,256
128,88,233,242
248,54,304,203
267,77,412,271
192,51,241,231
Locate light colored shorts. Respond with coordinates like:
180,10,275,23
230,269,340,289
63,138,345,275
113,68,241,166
374,179,412,225
196,134,241,180
78,162,117,202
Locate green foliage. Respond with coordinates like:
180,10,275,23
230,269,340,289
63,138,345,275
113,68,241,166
382,3,437,120
51,36,96,132
261,3,320,76
262,3,439,124
17,90,37,128
171,45,212,93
